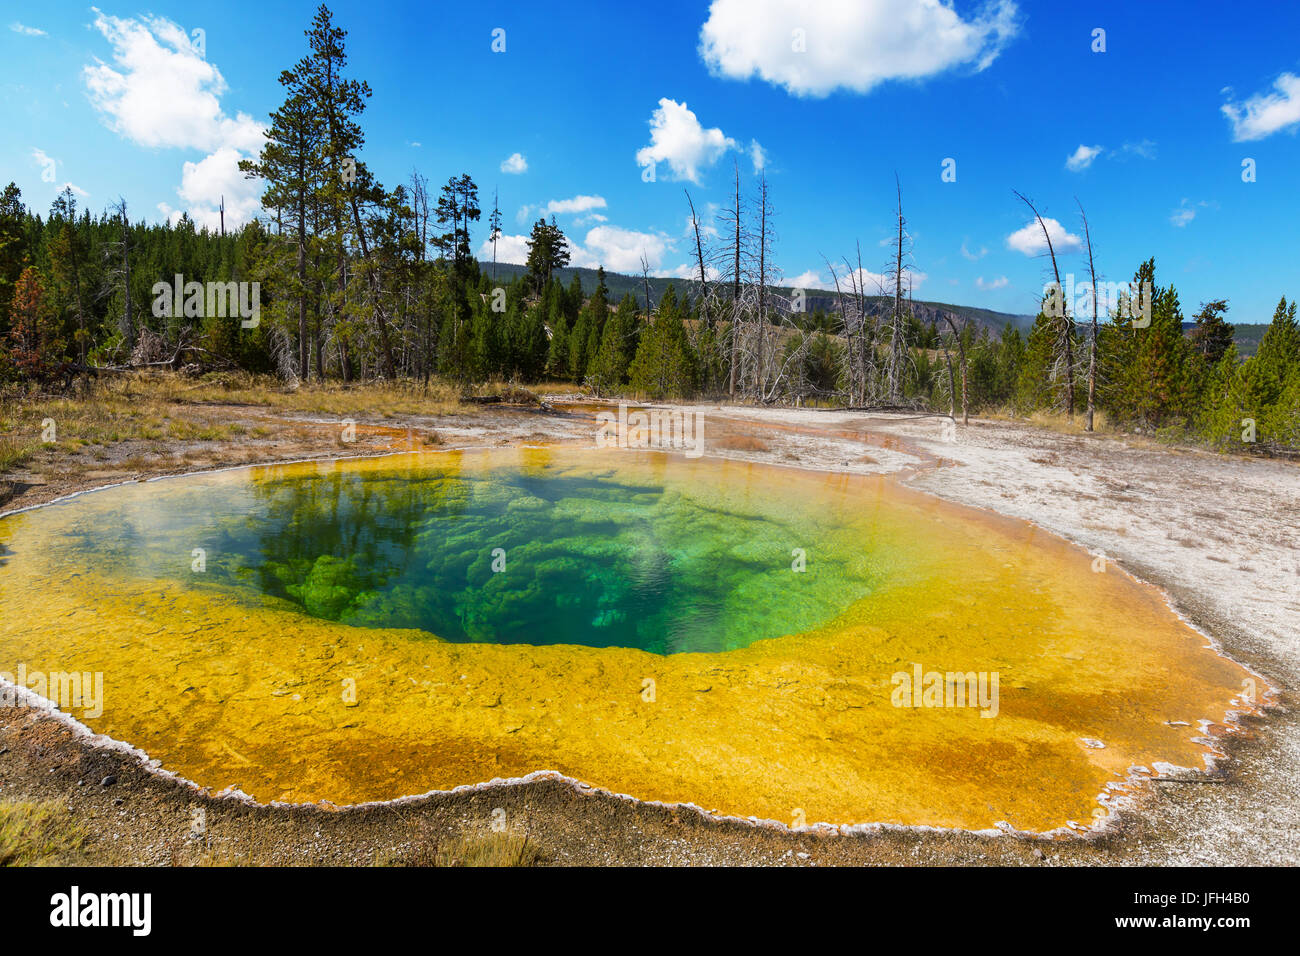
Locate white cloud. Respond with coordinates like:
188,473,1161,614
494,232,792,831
1222,73,1300,141
749,139,767,173
1118,139,1156,160
839,266,928,294
1170,198,1215,228
788,269,823,289
699,0,1019,98
545,195,606,216
656,262,724,282
83,10,262,153
500,152,528,174
10,22,47,37
31,147,57,181
59,182,90,198
82,10,265,230
975,275,1008,290
477,233,532,265
172,146,261,231
571,226,673,273
477,224,674,275
960,239,987,261
683,203,721,240
1065,143,1102,171
635,98,736,183
1006,217,1081,255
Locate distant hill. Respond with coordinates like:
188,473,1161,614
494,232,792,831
477,260,1035,337
1229,324,1269,357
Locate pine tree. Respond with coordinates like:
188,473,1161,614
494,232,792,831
628,285,698,399
524,218,569,289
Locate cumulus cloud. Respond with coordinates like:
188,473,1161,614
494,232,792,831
1006,217,1081,255
84,10,262,152
788,269,824,289
699,0,1019,98
478,233,532,265
83,9,264,228
749,139,767,173
636,98,737,183
478,224,674,275
975,275,1008,290
1222,73,1300,141
169,147,261,231
500,152,528,174
571,226,673,273
1065,144,1102,171
10,22,47,37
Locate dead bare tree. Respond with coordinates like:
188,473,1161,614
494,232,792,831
640,254,654,316
1077,198,1100,432
102,197,135,358
722,161,745,397
940,314,969,424
886,176,911,404
1014,189,1076,419
685,189,710,319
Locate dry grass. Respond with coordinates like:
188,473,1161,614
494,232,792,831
715,434,771,452
0,371,470,482
381,831,544,867
0,799,87,866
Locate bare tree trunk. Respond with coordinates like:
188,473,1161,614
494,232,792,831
889,177,906,404
346,192,397,380
297,186,308,380
757,174,768,401
640,255,654,316
115,199,134,355
940,337,956,418
729,162,741,398
1015,190,1075,419
1078,200,1099,432
941,315,969,424
685,190,710,317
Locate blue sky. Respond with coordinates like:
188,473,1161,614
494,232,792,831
3,0,1300,322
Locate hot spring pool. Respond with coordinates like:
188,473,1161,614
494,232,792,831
0,447,1260,831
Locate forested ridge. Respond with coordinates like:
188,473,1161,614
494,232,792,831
2,4,1297,455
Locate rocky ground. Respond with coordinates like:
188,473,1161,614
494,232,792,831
0,394,1294,865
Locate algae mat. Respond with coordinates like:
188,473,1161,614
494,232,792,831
0,447,1260,831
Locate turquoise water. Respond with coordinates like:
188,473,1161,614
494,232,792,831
37,452,895,654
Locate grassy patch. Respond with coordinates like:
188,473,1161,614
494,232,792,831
382,831,544,867
0,799,87,866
